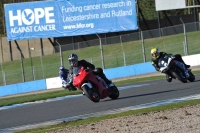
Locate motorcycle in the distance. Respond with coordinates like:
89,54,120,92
72,66,119,103
158,55,195,83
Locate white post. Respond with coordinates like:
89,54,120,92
2,71,6,85
123,52,126,66
140,28,146,62
180,18,189,56
33,66,35,80
55,40,64,66
96,34,105,69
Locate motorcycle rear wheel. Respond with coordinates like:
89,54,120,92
82,86,100,103
109,86,119,100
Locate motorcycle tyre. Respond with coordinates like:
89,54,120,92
171,70,187,83
82,86,100,103
188,72,195,82
108,86,119,100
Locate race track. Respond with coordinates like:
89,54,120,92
0,74,200,131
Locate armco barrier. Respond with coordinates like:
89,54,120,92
0,54,200,97
104,62,156,79
46,77,62,90
0,79,46,97
45,62,156,90
182,54,200,66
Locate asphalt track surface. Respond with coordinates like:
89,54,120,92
0,74,200,131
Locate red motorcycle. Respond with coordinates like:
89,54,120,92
72,66,119,103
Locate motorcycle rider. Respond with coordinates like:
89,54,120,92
67,53,112,87
151,48,190,80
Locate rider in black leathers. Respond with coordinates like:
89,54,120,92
67,53,112,86
151,48,190,81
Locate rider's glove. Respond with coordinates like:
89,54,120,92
171,55,175,59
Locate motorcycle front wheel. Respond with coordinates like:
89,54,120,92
188,71,195,82
82,86,100,103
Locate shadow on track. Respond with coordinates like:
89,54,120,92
102,86,198,102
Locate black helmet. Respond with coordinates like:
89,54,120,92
68,53,78,66
59,66,65,71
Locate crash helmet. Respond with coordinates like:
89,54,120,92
68,53,78,67
151,48,160,59
59,66,65,71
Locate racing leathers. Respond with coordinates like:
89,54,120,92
151,52,190,79
69,60,112,85
59,68,69,86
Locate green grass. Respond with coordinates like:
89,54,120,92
0,31,200,85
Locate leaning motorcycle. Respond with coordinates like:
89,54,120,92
72,66,119,103
158,55,195,83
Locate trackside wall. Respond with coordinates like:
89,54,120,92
0,80,46,97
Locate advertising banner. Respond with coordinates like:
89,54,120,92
4,0,138,41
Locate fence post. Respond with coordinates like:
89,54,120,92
20,54,25,82
96,34,105,69
119,35,124,53
40,55,44,78
33,66,35,80
180,18,189,56
123,52,126,66
2,70,6,85
140,28,146,62
55,40,64,66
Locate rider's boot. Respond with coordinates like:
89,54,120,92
166,74,172,82
100,74,112,86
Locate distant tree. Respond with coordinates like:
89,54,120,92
137,0,196,20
